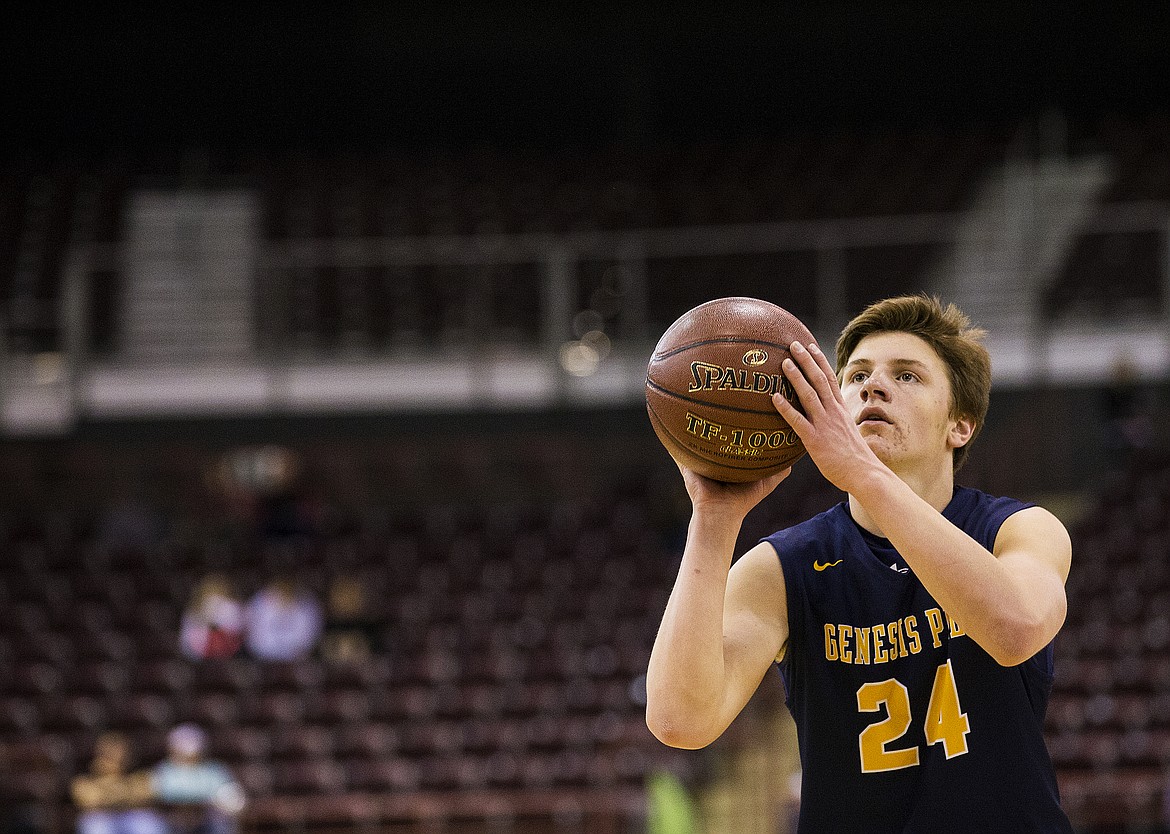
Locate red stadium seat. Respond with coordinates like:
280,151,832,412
273,758,347,795
333,722,400,760
345,756,421,793
270,724,333,761
0,696,39,737
309,687,370,725
43,694,106,734
109,693,174,732
135,658,195,697
190,691,242,728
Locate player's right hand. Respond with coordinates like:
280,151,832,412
773,339,883,494
676,462,790,523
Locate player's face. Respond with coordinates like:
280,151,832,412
839,332,971,470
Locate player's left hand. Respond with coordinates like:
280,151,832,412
771,340,884,492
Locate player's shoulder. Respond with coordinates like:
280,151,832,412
758,500,851,580
947,484,1031,526
995,503,1071,551
949,485,1069,551
949,484,1030,513
761,502,850,560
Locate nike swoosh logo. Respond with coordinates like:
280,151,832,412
813,560,843,571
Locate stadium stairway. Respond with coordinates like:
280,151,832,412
929,152,1113,380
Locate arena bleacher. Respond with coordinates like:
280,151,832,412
0,126,1011,363
1,114,1169,831
0,428,817,832
2,5,1170,829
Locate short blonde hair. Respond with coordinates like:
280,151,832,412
835,294,991,472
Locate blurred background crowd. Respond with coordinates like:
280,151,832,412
2,3,1170,832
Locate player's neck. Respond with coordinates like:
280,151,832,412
847,460,956,538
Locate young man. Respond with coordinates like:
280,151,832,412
71,733,166,834
646,295,1073,832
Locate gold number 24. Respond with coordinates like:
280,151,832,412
856,660,970,773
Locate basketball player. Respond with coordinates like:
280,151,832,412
646,295,1073,832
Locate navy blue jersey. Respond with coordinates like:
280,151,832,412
763,486,1072,834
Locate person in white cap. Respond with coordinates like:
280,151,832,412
152,725,244,834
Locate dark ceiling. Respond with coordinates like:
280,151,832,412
2,3,1166,156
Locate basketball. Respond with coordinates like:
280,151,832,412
645,297,817,483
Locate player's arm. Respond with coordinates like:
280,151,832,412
646,468,790,750
773,340,1070,666
841,468,1069,665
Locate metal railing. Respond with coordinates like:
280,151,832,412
0,200,1165,433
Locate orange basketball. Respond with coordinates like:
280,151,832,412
645,297,816,483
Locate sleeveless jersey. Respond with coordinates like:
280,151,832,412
762,486,1072,834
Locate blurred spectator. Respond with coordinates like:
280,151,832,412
180,575,245,661
645,769,698,834
70,732,166,834
256,486,319,540
2,739,51,834
210,446,319,540
152,725,244,834
244,576,323,661
1101,354,1156,466
319,574,380,663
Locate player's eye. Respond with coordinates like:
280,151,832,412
898,372,917,382
849,371,868,383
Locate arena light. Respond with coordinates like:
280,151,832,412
559,340,600,377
